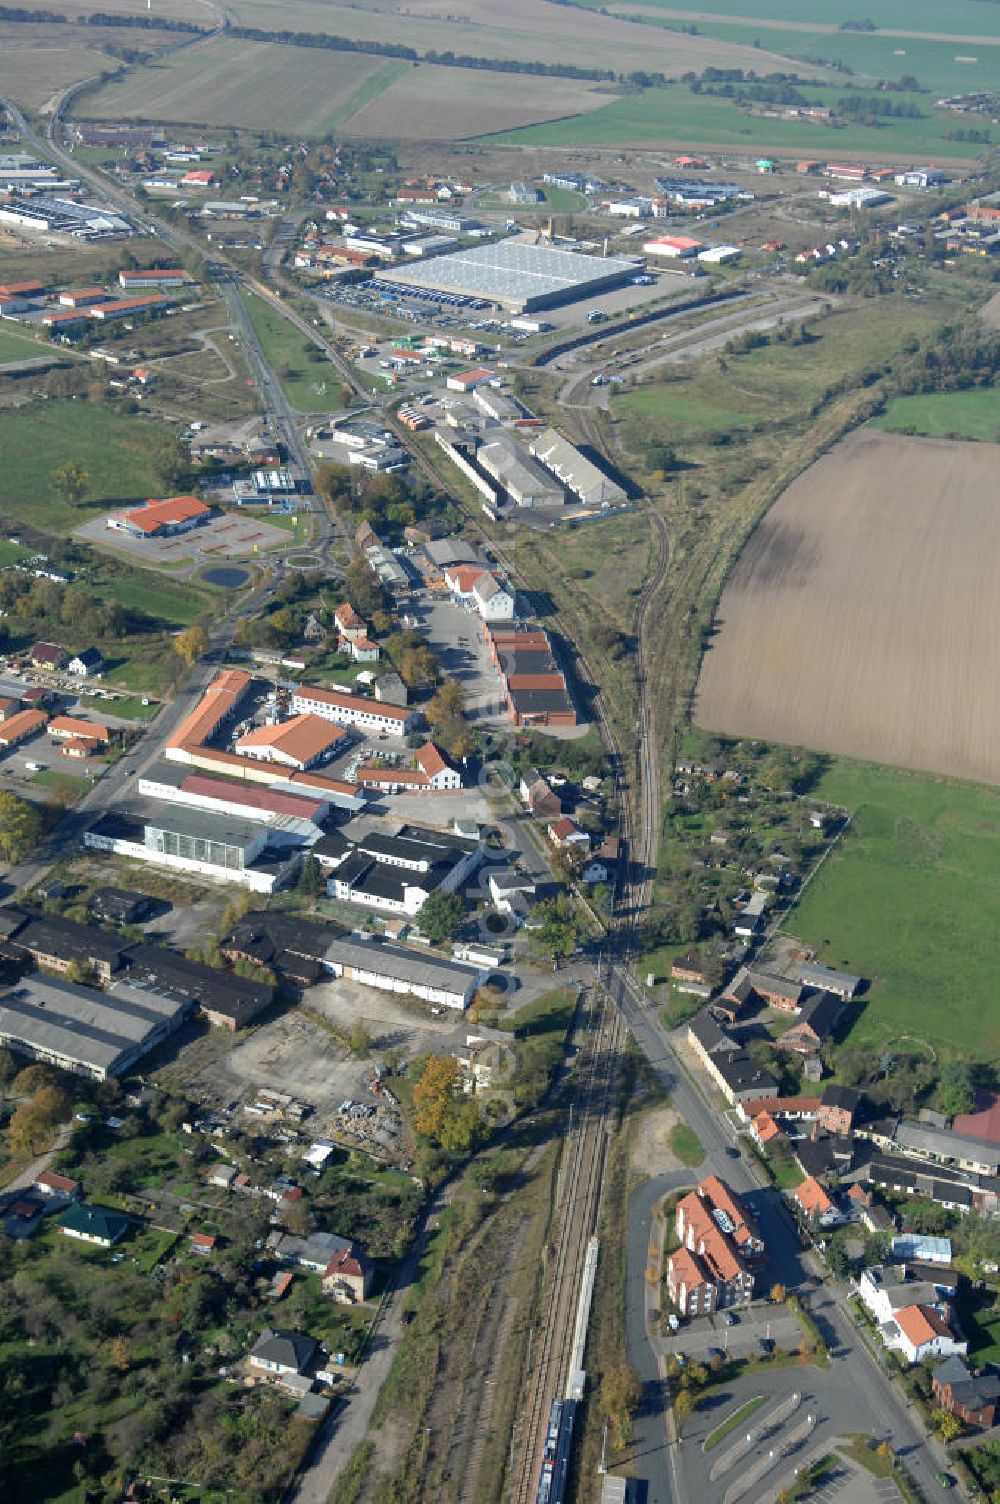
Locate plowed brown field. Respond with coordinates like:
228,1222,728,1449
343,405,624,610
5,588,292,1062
695,428,1000,785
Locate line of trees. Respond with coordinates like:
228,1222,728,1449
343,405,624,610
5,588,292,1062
0,4,205,29
227,23,655,83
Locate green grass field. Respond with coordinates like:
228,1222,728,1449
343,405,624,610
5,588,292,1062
670,1123,705,1167
0,401,175,536
0,325,46,364
874,388,1000,441
0,539,32,567
487,81,984,159
242,292,346,413
783,759,1000,1059
568,0,1000,36
99,572,209,628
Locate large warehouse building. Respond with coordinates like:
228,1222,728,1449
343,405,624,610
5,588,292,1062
379,241,641,314
0,975,190,1080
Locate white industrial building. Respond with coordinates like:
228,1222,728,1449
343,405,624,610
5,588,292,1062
322,936,487,1010
84,805,303,894
321,822,483,918
528,429,627,509
291,684,419,736
826,186,894,209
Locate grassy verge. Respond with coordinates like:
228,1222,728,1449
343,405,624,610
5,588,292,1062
703,1394,766,1452
241,291,349,413
670,1123,704,1167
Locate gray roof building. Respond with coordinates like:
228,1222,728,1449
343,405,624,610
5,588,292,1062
323,936,486,1011
0,974,190,1080
379,240,640,314
249,1328,318,1375
528,428,627,509
797,962,862,998
894,1121,1000,1175
477,432,564,509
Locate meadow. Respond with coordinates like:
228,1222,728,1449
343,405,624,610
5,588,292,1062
587,0,1000,35
784,758,1000,1059
874,388,1000,441
489,81,986,160
0,401,179,536
0,324,48,363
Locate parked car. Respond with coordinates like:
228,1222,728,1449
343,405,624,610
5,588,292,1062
723,1312,739,1327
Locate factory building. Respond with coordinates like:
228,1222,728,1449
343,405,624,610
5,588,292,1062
477,432,564,508
528,429,627,510
0,974,190,1081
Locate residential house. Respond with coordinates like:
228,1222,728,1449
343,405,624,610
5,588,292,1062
322,1245,373,1303
687,1011,779,1104
349,636,381,663
778,993,846,1055
59,1202,130,1247
793,1175,843,1227
190,1232,216,1255
667,1176,762,1316
33,1169,80,1199
750,1110,784,1149
548,816,590,852
489,869,536,916
249,1328,318,1381
520,770,561,820
30,641,65,671
818,1084,862,1135
859,1266,947,1325
932,1355,1000,1429
267,1230,354,1273
888,1304,967,1366
67,648,104,678
335,603,368,641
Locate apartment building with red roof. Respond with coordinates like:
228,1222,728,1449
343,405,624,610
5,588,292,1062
668,1176,762,1317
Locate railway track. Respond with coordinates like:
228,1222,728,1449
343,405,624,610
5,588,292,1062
509,990,625,1504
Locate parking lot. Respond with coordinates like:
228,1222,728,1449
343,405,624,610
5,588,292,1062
407,595,509,726
667,1300,802,1365
75,510,291,579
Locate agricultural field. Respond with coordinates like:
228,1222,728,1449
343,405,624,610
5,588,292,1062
875,388,1000,441
80,34,625,139
26,0,210,19
588,0,1000,35
223,0,808,78
81,37,405,134
341,63,614,141
784,757,1000,1059
0,27,118,112
695,428,1000,787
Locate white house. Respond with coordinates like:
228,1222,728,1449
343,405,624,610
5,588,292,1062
884,1304,967,1366
67,648,104,678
